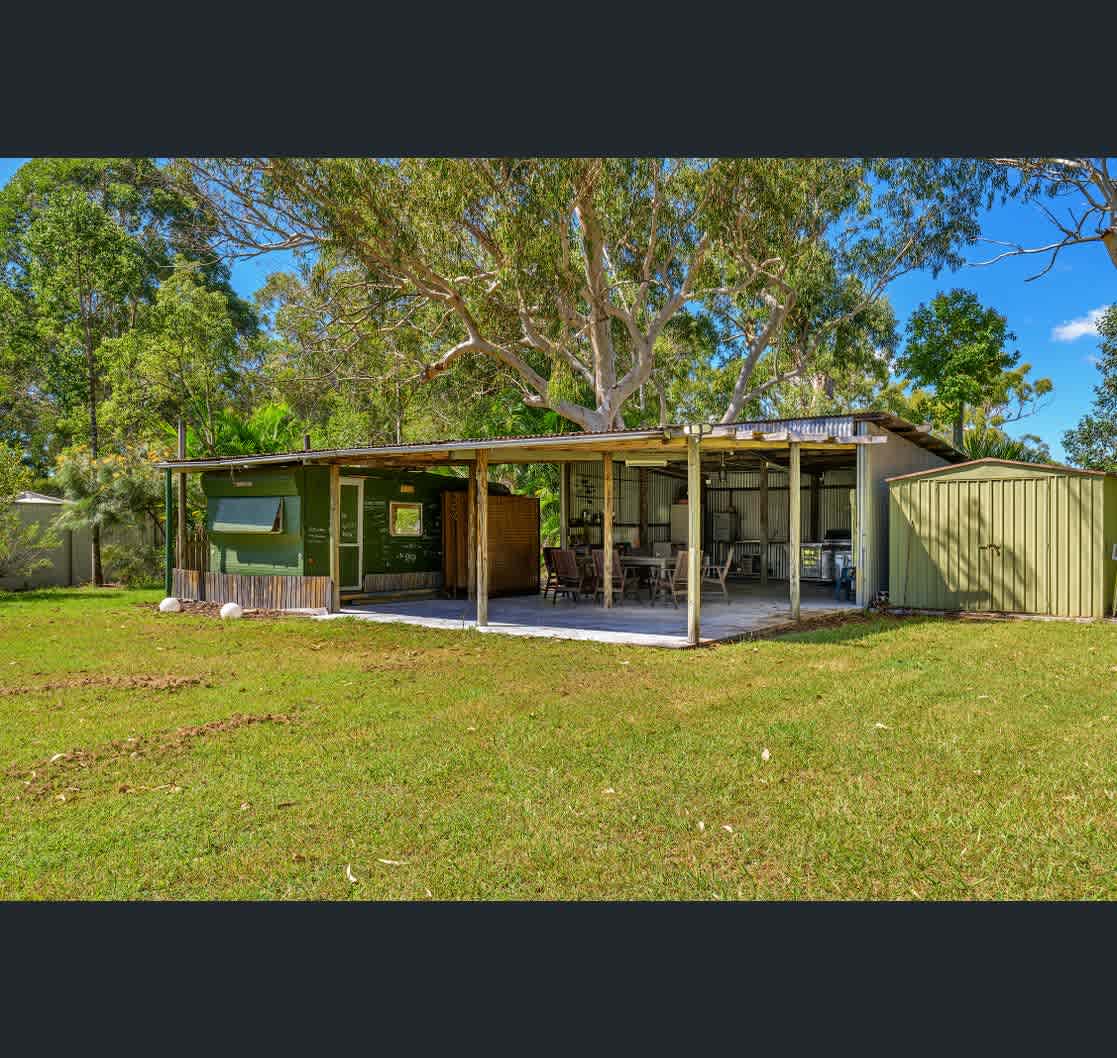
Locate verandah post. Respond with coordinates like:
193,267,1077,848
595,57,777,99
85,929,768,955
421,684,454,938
759,462,769,587
163,468,173,596
177,418,187,571
475,449,489,626
687,430,702,646
329,464,341,613
467,461,477,601
602,453,614,608
789,441,801,622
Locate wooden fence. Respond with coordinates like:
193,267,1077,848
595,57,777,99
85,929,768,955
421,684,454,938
178,531,210,573
172,568,333,611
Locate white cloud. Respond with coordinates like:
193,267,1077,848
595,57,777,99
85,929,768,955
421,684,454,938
1052,307,1106,342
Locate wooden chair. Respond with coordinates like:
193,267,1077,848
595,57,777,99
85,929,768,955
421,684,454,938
592,548,639,605
702,544,735,604
657,548,702,608
552,548,587,604
542,546,560,601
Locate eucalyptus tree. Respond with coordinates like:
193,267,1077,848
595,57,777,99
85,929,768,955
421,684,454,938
1063,306,1117,472
182,157,990,432
977,158,1117,277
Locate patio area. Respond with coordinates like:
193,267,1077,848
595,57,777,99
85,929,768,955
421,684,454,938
316,582,859,648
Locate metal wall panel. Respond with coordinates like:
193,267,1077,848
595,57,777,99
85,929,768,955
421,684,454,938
888,462,1113,617
858,422,948,606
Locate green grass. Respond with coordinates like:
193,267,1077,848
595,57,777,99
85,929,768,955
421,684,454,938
3,587,1117,899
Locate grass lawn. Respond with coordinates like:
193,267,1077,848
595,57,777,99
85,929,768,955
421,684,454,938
2,587,1117,900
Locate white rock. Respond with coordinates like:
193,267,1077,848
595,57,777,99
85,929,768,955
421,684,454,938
158,597,181,613
220,602,244,620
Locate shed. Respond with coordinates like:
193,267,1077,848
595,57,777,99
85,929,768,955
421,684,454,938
888,459,1117,618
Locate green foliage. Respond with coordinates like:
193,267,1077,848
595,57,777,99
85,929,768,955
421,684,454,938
184,157,992,430
0,158,256,474
100,543,164,588
962,426,1050,463
175,402,306,459
0,440,31,500
1063,306,1117,471
0,440,59,578
896,290,1021,439
53,445,167,544
101,258,249,453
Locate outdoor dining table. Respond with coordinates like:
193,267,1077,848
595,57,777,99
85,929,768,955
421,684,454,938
619,554,673,603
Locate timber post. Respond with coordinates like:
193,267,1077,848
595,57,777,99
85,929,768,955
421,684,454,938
602,453,614,608
638,467,649,551
176,418,187,572
328,464,341,613
559,462,570,550
163,468,173,597
789,441,801,622
467,462,477,601
759,462,769,587
687,429,702,646
475,450,489,626
809,471,820,543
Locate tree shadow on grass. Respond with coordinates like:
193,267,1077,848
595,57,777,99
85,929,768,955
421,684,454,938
0,587,138,606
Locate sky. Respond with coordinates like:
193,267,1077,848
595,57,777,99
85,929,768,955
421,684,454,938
2,157,1112,461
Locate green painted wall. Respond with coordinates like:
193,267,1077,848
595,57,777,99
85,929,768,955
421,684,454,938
889,461,1115,618
203,468,304,576
204,465,470,582
342,469,453,578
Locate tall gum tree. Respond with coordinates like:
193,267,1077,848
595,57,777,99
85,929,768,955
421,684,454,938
183,157,992,431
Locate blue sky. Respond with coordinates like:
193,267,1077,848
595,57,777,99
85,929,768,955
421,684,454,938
2,157,1112,460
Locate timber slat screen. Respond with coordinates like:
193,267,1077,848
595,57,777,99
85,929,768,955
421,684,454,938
172,569,332,610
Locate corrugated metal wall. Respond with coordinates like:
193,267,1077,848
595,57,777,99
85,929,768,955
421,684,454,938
889,463,1115,617
857,422,948,606
568,460,855,573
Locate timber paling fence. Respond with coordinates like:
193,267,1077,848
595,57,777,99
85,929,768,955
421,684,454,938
172,568,333,610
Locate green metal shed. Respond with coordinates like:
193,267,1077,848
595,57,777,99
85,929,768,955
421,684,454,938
888,458,1117,618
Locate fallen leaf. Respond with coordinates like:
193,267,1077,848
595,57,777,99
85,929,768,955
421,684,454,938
276,801,296,809
722,824,733,833
291,852,306,863
761,748,771,762
603,787,616,795
697,820,705,832
873,722,889,730
345,863,358,883
240,802,250,811
377,858,406,866
49,752,65,763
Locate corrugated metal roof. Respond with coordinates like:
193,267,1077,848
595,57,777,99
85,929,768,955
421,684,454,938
156,411,966,471
886,457,1115,483
14,491,66,504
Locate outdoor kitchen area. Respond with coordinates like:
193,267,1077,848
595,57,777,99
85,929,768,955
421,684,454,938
563,457,859,602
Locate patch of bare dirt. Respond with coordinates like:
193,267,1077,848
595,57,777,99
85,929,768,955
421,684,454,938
0,674,205,697
143,600,316,620
6,712,297,801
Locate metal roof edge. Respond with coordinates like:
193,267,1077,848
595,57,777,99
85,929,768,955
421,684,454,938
886,457,1115,484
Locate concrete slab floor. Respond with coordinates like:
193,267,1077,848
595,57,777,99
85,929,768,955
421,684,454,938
315,581,860,648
